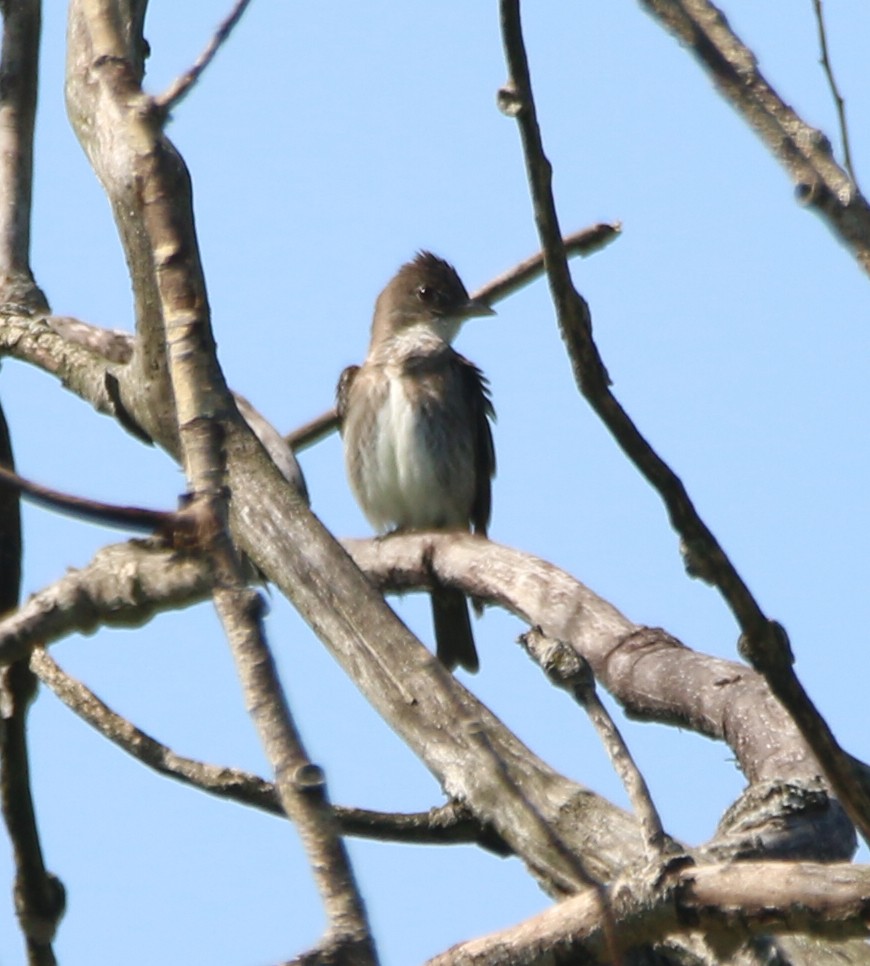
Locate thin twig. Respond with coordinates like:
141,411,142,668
214,589,377,961
154,0,254,114
521,629,668,861
811,0,857,184
30,646,511,853
284,223,621,452
475,222,620,305
0,463,175,533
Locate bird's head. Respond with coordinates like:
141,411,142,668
372,251,494,346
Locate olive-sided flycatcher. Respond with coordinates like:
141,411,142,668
337,252,496,672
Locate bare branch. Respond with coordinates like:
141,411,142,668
638,0,870,275
0,312,119,419
0,0,47,311
498,0,870,853
428,861,870,965
811,0,857,184
70,4,377,956
0,540,213,666
0,3,64,960
213,590,375,960
285,224,621,452
31,647,511,853
0,463,176,534
285,407,341,454
521,628,668,862
0,407,62,965
46,316,133,363
346,532,857,860
154,0,254,115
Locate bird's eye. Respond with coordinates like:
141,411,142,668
417,285,448,310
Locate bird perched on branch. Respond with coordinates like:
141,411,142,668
337,252,496,672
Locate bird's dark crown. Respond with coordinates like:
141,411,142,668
386,251,471,319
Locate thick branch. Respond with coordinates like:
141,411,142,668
0,540,213,666
346,532,856,861
64,0,649,898
428,861,870,966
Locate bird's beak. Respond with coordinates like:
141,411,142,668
461,298,496,320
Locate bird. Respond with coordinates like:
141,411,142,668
337,251,496,672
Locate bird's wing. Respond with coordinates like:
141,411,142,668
335,364,361,431
456,353,496,537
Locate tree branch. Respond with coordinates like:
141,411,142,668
811,0,857,184
0,3,64,961
0,0,47,312
638,0,870,275
214,589,378,962
346,531,856,861
0,540,213,666
154,0,254,115
427,861,870,965
521,628,668,862
498,0,870,853
0,463,176,533
31,647,512,854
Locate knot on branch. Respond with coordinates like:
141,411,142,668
737,620,793,673
520,626,594,700
496,82,525,118
709,778,856,862
293,763,326,793
14,870,66,945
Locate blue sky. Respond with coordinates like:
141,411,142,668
2,3,869,963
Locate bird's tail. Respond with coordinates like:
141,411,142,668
431,588,479,673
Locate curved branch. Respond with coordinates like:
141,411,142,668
31,648,511,854
345,531,856,860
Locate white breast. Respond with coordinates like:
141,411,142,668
352,370,468,532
